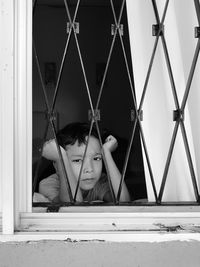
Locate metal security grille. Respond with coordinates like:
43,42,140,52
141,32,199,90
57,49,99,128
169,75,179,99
32,0,200,209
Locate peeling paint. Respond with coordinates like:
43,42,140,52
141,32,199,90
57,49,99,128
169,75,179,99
154,224,184,233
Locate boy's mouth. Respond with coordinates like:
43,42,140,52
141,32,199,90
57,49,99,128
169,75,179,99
82,178,95,181
81,178,96,184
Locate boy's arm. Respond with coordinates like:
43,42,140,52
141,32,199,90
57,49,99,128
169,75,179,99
42,139,83,202
103,135,130,202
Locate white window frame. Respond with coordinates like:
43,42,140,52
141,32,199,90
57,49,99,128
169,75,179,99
1,0,200,242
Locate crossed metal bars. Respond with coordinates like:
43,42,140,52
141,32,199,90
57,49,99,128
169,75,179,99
33,0,200,205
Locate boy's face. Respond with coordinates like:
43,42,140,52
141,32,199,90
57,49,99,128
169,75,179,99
66,136,103,191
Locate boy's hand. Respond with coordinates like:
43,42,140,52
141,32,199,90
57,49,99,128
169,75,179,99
42,139,65,161
103,135,118,153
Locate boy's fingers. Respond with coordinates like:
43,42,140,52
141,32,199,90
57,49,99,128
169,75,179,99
106,135,114,142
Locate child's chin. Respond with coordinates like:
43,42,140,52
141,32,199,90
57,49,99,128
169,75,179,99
80,180,97,191
81,184,95,191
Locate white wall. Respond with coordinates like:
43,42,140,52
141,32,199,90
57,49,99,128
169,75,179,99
0,240,200,267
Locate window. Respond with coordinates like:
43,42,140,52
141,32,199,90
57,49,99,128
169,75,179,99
33,0,200,208
1,0,200,241
32,0,146,208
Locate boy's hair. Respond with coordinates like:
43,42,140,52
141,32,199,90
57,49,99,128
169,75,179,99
56,122,103,149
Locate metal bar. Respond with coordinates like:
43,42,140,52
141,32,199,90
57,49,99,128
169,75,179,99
116,14,137,108
95,120,116,204
51,0,81,112
151,0,160,23
152,0,180,109
180,121,200,202
138,35,159,111
73,33,95,113
117,119,138,202
138,120,158,202
151,0,169,27
181,38,200,111
131,0,170,202
158,121,180,202
33,41,51,112
135,32,160,201
151,0,185,202
110,0,141,202
32,119,50,194
139,1,170,110
33,23,74,202
110,0,125,28
157,0,200,203
194,0,200,26
96,39,116,110
63,0,95,116
95,31,117,111
73,120,94,202
161,36,180,109
32,200,200,207
50,118,74,203
95,0,125,111
50,34,73,112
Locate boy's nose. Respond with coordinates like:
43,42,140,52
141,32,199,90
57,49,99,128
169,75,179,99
83,161,93,173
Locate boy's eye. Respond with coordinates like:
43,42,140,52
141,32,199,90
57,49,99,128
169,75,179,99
72,159,82,163
94,156,102,161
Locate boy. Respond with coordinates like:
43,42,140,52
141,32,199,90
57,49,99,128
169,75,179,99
37,122,130,202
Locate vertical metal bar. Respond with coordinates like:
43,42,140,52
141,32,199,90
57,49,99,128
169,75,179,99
73,121,94,202
151,0,169,24
158,3,200,203
62,0,116,202
180,122,200,202
32,119,50,194
151,0,190,203
33,41,75,199
51,0,81,113
118,34,137,105
161,37,180,109
50,118,74,203
138,120,158,202
194,0,200,25
110,0,125,28
181,38,200,111
73,33,95,113
110,0,140,202
178,39,200,203
33,41,51,112
117,119,137,202
158,121,179,202
139,0,169,111
138,36,159,111
153,0,180,110
50,36,72,113
152,0,180,108
95,0,125,111
111,0,137,107
95,120,116,203
33,29,74,203
95,32,117,111
63,0,95,118
130,0,170,202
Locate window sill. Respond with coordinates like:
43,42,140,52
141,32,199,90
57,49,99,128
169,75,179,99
0,207,199,242
0,230,200,243
17,206,200,233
